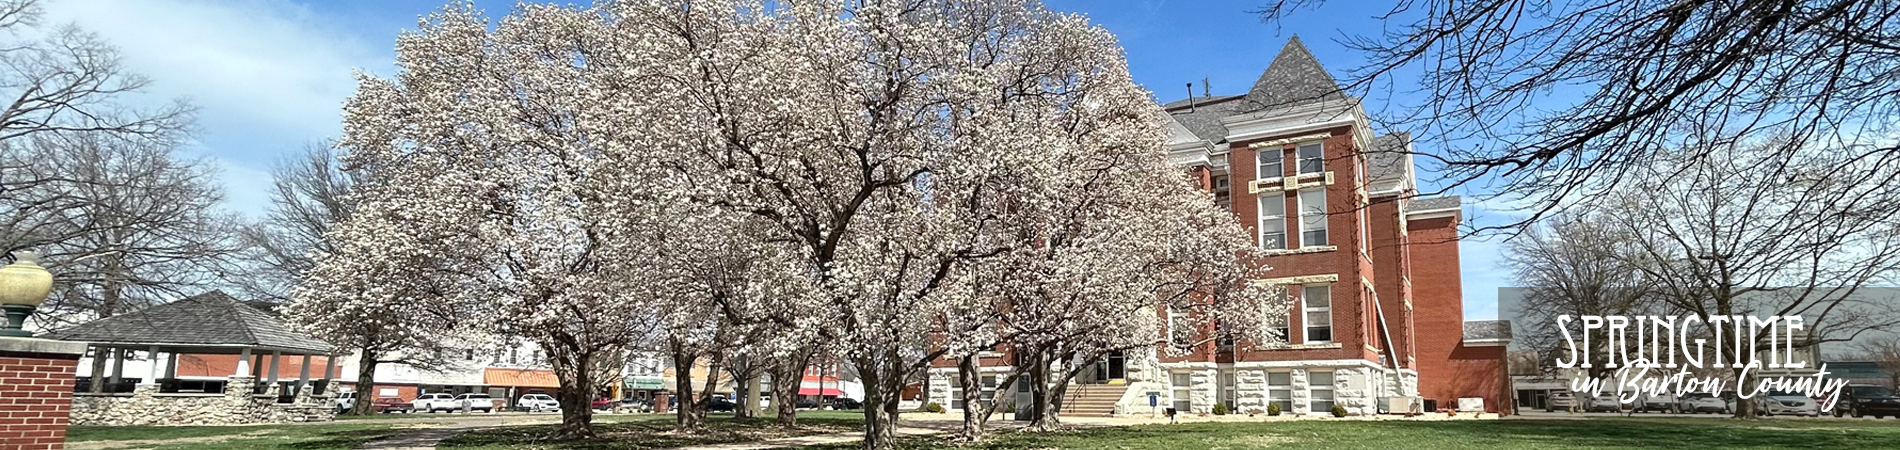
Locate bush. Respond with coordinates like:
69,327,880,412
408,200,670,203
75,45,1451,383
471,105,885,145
925,402,944,413
1002,400,1015,414
1267,403,1282,416
1212,403,1229,415
1331,404,1348,418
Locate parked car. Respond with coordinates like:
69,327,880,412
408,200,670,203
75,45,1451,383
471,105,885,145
413,393,459,413
831,398,862,410
1637,393,1678,413
1678,392,1731,414
708,397,737,412
620,397,654,413
335,391,357,413
1835,385,1900,418
518,393,561,412
453,393,496,413
795,398,820,410
1585,393,1627,413
591,397,617,410
372,397,414,414
1755,390,1819,417
1546,390,1577,412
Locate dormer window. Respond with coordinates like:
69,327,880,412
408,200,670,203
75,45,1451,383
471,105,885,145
1297,142,1324,174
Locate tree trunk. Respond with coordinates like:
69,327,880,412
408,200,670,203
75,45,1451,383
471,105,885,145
856,354,901,450
771,353,806,427
956,353,985,441
349,348,379,415
672,349,705,431
87,348,108,393
1025,350,1059,431
555,365,596,439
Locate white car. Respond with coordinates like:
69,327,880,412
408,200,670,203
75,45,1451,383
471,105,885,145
335,391,357,413
1585,393,1627,412
1637,393,1677,413
1677,392,1730,414
1757,390,1820,417
413,393,458,413
454,393,496,413
518,394,561,412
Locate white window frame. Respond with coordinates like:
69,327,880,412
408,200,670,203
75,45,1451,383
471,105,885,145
1309,370,1336,413
1259,147,1284,180
1260,194,1287,249
1359,203,1370,254
1171,372,1193,412
1297,141,1324,174
1219,370,1238,410
1169,306,1193,347
1298,188,1327,247
1267,371,1292,412
950,375,966,410
1304,284,1333,343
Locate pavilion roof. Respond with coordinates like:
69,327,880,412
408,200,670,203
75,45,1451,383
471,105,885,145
40,291,333,355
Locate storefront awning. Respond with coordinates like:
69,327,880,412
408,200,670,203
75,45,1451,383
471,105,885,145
483,368,560,388
798,387,842,396
625,376,665,390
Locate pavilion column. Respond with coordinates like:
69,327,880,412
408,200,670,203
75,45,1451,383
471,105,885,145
319,354,337,396
142,346,160,387
236,348,252,377
164,352,177,379
295,354,312,398
108,349,124,386
267,351,282,395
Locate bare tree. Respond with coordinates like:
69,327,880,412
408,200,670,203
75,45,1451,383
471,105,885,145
0,0,194,254
1504,214,1662,379
1598,135,1900,418
1258,0,1900,233
1848,336,1900,389
225,143,357,303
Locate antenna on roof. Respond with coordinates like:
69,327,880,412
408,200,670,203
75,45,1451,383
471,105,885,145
1202,76,1211,97
1187,83,1196,112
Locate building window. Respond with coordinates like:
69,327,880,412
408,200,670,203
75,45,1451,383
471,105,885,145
1309,370,1336,413
1169,306,1193,347
1268,372,1292,412
1213,176,1231,209
1359,203,1370,252
1304,285,1333,343
1260,194,1286,249
982,375,999,408
1299,188,1327,246
1259,147,1284,179
1219,371,1237,411
1271,288,1291,345
1297,141,1324,174
950,376,965,410
1171,373,1192,412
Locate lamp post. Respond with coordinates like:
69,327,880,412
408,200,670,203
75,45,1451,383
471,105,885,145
0,252,53,337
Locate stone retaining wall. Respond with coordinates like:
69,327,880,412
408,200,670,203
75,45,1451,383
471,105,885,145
70,377,338,426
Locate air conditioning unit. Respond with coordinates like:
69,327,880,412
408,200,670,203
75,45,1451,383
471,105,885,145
1381,396,1422,414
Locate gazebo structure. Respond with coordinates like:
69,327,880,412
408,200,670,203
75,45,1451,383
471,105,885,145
41,291,342,425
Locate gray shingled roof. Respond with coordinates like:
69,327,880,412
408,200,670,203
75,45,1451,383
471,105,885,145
1464,320,1512,341
41,291,333,354
1162,95,1248,144
1411,196,1461,211
1368,132,1410,183
1243,36,1346,111
1161,94,1242,111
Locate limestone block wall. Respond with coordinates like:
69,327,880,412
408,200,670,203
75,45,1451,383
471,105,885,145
1233,369,1268,414
1289,369,1311,415
925,369,951,409
1187,369,1216,414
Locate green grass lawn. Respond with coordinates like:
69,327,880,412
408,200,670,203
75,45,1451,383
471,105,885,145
67,421,417,450
785,417,1900,450
437,411,866,450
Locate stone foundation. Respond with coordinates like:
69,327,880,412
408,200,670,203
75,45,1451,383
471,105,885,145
70,377,338,426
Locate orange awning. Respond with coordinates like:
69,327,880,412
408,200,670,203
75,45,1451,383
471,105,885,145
483,368,560,388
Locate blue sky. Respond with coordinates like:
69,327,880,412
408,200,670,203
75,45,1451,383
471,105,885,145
40,0,1512,320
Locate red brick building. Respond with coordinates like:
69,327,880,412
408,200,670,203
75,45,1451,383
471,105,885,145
924,37,1509,417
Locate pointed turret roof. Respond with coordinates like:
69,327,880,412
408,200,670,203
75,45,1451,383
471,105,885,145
1244,35,1345,110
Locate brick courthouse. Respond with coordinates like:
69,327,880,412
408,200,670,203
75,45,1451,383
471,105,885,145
926,37,1510,417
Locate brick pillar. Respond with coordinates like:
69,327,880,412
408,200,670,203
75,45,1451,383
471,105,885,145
0,337,88,450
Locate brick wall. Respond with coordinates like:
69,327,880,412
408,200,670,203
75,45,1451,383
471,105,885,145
0,338,87,450
1408,213,1509,413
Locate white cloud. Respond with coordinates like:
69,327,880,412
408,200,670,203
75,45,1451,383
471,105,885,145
35,0,386,218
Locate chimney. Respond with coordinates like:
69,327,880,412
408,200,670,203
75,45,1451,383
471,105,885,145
1187,83,1196,112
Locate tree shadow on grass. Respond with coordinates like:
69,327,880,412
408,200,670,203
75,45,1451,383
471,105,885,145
438,415,867,450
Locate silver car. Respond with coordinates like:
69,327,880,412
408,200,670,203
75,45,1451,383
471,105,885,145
1677,392,1730,414
1756,390,1819,417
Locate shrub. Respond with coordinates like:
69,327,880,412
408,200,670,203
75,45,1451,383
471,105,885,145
1267,403,1282,416
1212,403,1229,415
1002,401,1015,414
925,402,944,413
1331,404,1348,418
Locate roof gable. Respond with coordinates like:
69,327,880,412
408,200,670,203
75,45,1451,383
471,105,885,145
1244,36,1346,110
